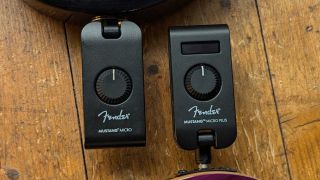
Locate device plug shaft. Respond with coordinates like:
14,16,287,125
196,132,214,169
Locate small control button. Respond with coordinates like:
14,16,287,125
95,68,132,105
184,64,221,101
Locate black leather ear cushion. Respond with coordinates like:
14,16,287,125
34,0,164,15
24,0,192,18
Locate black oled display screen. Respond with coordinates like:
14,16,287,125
181,41,220,55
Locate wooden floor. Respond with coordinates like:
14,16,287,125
0,0,319,179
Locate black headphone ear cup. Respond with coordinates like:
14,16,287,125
23,0,192,23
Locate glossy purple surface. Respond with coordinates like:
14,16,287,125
186,174,256,180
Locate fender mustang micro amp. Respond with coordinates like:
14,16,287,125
81,20,146,148
23,0,192,148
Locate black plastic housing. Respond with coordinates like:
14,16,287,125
82,21,145,148
169,25,237,150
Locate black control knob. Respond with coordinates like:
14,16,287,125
185,64,222,101
96,68,132,105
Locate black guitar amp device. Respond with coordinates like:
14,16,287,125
169,25,237,165
82,20,145,148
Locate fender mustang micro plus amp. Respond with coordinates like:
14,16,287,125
169,25,237,167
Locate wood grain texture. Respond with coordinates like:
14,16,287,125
66,0,289,179
257,0,320,179
0,0,86,179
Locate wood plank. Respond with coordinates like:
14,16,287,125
257,0,320,179
0,0,86,179
66,0,290,179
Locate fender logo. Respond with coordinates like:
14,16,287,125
98,110,130,123
188,105,221,118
